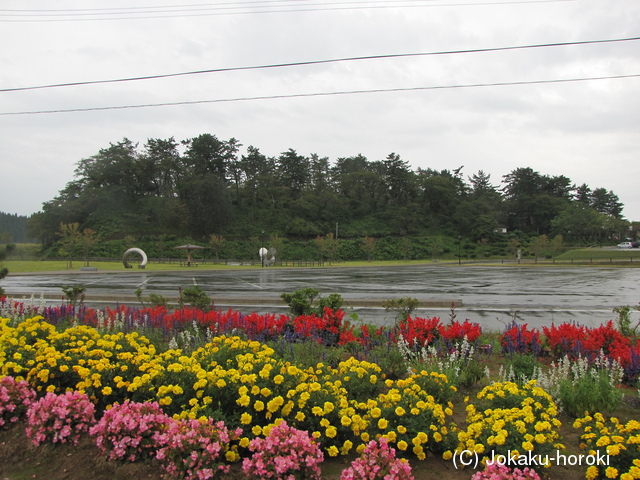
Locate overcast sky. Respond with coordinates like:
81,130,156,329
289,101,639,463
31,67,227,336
1,0,639,222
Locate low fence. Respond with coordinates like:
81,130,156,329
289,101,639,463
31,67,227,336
38,256,640,267
64,257,339,267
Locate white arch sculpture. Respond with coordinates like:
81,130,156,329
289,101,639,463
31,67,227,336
123,248,148,269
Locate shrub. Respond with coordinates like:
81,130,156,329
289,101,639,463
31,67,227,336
574,412,640,480
500,354,542,386
471,462,541,480
340,437,414,480
90,400,171,462
398,336,486,389
535,354,623,417
461,381,563,465
0,376,36,428
242,420,324,480
155,418,242,480
25,391,96,446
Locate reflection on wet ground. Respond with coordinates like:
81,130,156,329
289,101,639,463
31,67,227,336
3,265,639,331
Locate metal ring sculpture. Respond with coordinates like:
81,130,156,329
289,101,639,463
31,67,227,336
123,248,148,269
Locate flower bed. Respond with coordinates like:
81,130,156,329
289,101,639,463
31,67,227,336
1,297,639,480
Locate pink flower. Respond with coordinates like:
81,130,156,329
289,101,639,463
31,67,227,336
90,400,170,462
0,377,36,428
25,391,95,446
242,421,323,480
340,438,414,480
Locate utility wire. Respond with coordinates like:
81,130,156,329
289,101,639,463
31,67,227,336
0,0,564,13
3,36,638,93
2,73,638,116
0,0,574,22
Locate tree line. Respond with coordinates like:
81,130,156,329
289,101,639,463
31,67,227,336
0,212,33,244
26,134,629,251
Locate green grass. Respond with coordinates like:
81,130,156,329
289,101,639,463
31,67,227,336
3,247,640,274
555,247,640,260
1,260,268,274
2,258,467,274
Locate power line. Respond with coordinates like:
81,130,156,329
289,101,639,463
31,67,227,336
2,73,638,116
0,0,574,22
0,0,549,13
3,36,638,93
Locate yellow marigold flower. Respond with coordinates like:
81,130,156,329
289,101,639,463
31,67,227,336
620,474,633,480
240,437,250,448
605,467,618,479
398,425,407,434
254,400,265,411
371,407,381,419
312,406,323,416
442,451,453,460
378,418,389,430
172,385,184,395
260,387,271,397
341,416,352,427
252,425,262,436
361,432,370,442
387,431,397,442
241,413,252,424
225,451,238,462
296,411,306,422
606,444,623,456
326,426,337,438
327,445,339,457
395,407,406,416
102,386,113,396
237,395,250,407
397,440,408,451
522,441,534,452
585,465,598,480
273,374,284,385
341,440,353,455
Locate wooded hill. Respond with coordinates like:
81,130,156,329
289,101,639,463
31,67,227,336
0,212,33,244
26,134,629,250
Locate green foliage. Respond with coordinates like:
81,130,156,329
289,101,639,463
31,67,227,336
179,285,212,311
28,135,628,251
558,368,623,418
0,266,7,296
148,293,170,308
280,288,344,317
613,304,640,337
61,285,86,306
503,354,541,386
0,211,35,243
382,297,419,323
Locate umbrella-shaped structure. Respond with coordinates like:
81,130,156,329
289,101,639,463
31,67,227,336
175,244,205,266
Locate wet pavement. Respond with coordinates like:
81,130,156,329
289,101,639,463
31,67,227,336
3,265,640,331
